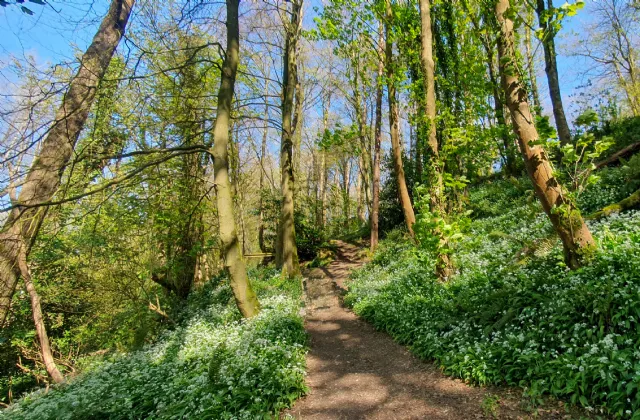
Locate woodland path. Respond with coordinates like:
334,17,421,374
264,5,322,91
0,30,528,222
286,241,574,420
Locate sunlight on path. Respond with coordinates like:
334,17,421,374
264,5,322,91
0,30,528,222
286,241,542,420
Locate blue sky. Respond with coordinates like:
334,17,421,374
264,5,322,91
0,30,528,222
0,1,109,62
0,0,596,123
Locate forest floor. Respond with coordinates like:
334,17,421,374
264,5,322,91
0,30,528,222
285,241,582,420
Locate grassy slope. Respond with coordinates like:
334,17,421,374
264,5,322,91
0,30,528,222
2,269,307,419
346,176,640,418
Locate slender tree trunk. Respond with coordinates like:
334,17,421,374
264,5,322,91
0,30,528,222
0,0,135,328
487,39,517,175
357,156,366,224
341,158,351,228
321,160,328,225
419,0,452,279
275,0,302,277
524,7,542,113
385,0,416,237
211,0,260,318
230,125,248,256
419,0,443,212
536,0,572,146
496,0,595,269
258,83,269,252
19,251,64,383
352,54,371,224
293,60,304,191
371,26,384,252
317,93,330,229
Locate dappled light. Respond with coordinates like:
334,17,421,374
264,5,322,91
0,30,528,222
1,0,640,417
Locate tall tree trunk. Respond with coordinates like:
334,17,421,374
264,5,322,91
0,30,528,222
258,82,269,253
524,7,542,113
0,0,135,328
292,60,304,192
496,0,595,269
371,26,384,252
536,0,572,146
357,156,366,224
351,52,371,223
385,0,416,237
419,0,452,279
317,92,331,229
341,158,351,228
275,0,302,277
485,35,517,176
419,0,443,213
211,0,260,318
230,124,248,256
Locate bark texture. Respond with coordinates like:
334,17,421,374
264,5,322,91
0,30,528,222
0,0,135,327
524,7,542,113
496,0,595,269
19,255,64,383
536,0,572,146
275,0,302,277
212,0,260,318
370,26,384,252
317,92,331,230
418,0,452,279
385,0,416,237
258,82,269,253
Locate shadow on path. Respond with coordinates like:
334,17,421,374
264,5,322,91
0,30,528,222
286,241,529,419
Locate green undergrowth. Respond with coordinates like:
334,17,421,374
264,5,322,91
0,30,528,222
578,154,640,215
346,178,640,418
2,268,307,419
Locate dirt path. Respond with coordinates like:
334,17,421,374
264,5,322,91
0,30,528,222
287,241,573,420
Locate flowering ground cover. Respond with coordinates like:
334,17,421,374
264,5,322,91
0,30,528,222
1,269,307,419
346,178,640,418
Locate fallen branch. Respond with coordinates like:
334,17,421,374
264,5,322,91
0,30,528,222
595,142,640,170
588,187,640,220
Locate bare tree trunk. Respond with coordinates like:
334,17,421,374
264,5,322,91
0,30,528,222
536,0,572,146
317,152,326,228
341,158,351,228
19,251,64,383
0,0,135,329
230,125,248,256
351,47,371,223
258,82,269,253
385,0,416,237
293,60,304,192
211,0,260,318
357,157,366,224
371,26,384,252
419,0,452,279
496,0,595,269
276,0,302,277
317,92,331,229
524,7,542,112
419,0,443,212
321,154,328,226
485,34,517,175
